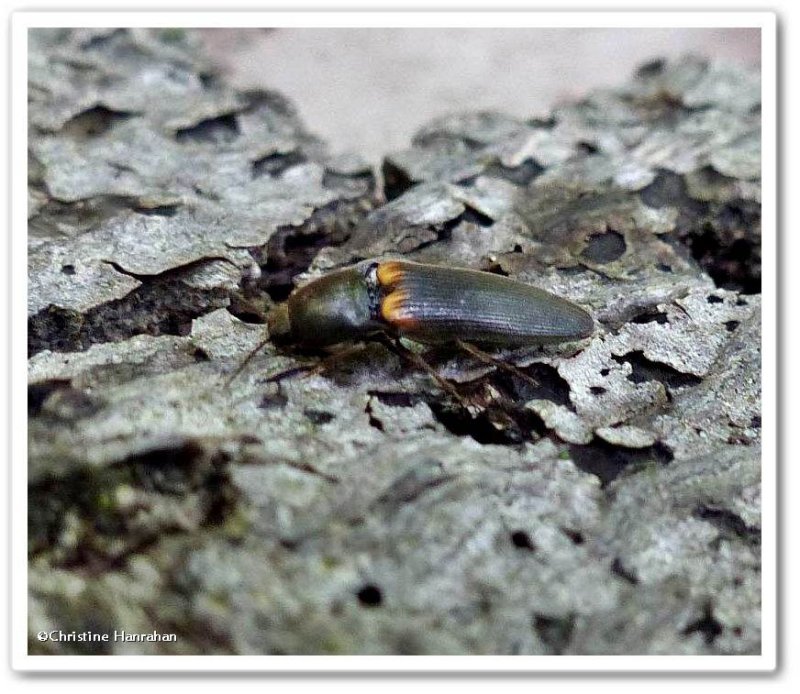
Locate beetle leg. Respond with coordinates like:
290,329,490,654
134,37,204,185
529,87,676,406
455,339,539,389
262,363,317,384
377,334,476,412
228,334,373,388
258,344,372,385
296,344,371,380
226,335,327,388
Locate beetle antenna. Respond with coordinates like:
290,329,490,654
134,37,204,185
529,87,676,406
225,334,273,387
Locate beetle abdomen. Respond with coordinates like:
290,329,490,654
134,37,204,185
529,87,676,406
376,261,594,346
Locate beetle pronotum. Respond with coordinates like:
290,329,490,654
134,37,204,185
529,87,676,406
232,258,594,400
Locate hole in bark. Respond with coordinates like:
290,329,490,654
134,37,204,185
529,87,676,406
176,113,240,144
459,206,495,228
580,230,627,263
693,505,760,546
726,431,754,446
364,400,385,431
491,363,573,409
427,372,551,444
430,402,542,446
255,202,354,302
533,614,575,654
304,409,334,425
631,311,669,325
252,150,308,178
382,159,415,201
641,172,761,292
61,264,76,275
687,228,760,294
258,391,288,410
226,307,266,324
611,557,639,585
725,320,740,332
682,603,723,645
128,440,208,494
134,203,180,217
197,71,218,89
28,379,72,416
642,172,761,295
356,584,383,607
482,261,509,276
640,170,708,216
368,391,418,407
527,115,557,129
589,386,606,395
192,347,210,362
29,267,232,356
484,157,544,186
510,530,536,551
612,351,702,389
261,233,328,301
568,439,673,486
61,105,133,138
561,528,584,545
204,459,238,527
707,294,724,304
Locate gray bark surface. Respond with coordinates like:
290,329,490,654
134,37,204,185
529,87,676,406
28,30,761,655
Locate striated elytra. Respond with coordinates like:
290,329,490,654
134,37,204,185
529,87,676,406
267,258,594,349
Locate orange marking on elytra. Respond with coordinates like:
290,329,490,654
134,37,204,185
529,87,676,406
376,261,406,288
380,290,418,329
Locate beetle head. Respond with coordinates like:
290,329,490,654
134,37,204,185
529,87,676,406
266,303,292,344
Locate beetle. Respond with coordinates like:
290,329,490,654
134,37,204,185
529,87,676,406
266,258,594,348
232,258,594,399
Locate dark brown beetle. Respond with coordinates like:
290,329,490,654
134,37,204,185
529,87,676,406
266,258,594,348
232,258,595,403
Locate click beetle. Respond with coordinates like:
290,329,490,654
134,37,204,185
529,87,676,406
231,258,594,401
266,258,594,348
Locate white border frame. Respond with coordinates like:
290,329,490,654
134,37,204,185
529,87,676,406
10,10,777,673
